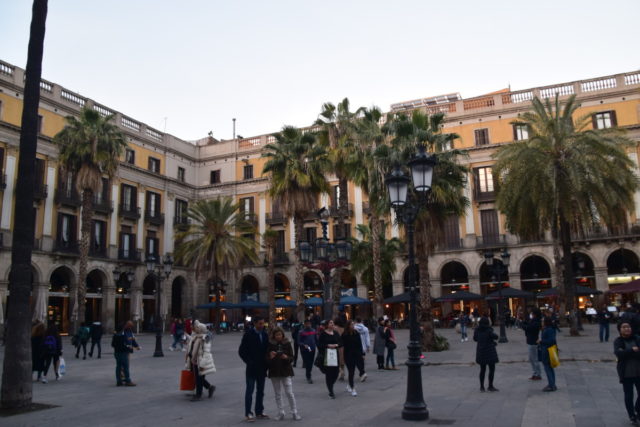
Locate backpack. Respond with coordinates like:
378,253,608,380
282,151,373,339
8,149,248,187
43,335,57,354
78,327,90,342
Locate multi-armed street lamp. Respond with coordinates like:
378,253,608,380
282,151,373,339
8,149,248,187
384,145,435,421
145,253,173,357
299,207,352,321
484,249,511,343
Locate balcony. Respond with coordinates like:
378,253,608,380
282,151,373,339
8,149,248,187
118,248,141,262
266,211,287,225
89,245,108,258
144,210,165,226
475,234,507,249
242,213,258,226
173,216,191,231
474,190,496,204
273,252,290,265
54,188,81,208
362,202,371,215
437,238,464,251
53,239,79,255
119,204,140,220
93,196,113,215
329,203,354,218
34,183,48,201
571,226,640,245
0,174,6,190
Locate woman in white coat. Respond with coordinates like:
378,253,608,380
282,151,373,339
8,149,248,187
185,321,216,401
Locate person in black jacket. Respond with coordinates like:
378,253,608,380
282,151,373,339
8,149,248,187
522,308,542,380
474,316,499,392
291,322,301,368
88,321,103,358
318,320,343,399
597,305,612,343
238,316,270,422
111,323,135,386
341,320,364,396
42,323,62,382
614,321,640,424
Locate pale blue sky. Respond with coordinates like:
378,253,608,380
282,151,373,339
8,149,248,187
1,0,638,141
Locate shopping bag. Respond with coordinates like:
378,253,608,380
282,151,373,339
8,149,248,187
58,357,66,376
179,369,195,391
547,345,560,368
325,348,338,367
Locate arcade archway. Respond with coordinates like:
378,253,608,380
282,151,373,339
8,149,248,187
49,266,74,332
85,269,105,324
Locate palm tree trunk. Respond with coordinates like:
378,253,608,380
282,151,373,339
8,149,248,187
417,249,436,351
559,214,578,336
267,243,276,329
294,217,305,322
331,177,349,318
76,188,93,331
1,0,48,410
370,215,383,318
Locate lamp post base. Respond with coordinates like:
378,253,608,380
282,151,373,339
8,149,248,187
498,336,508,343
153,330,164,357
402,340,428,421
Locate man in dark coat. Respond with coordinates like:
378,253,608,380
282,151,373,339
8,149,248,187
239,316,269,421
522,308,542,380
88,321,103,358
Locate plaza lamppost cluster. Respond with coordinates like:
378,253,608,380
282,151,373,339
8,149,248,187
484,249,511,343
145,253,173,357
574,255,586,331
209,277,227,332
299,207,352,321
384,145,436,421
112,266,135,294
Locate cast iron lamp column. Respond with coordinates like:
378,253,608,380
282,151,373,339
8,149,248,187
484,249,510,343
145,253,173,357
209,278,227,333
384,145,436,421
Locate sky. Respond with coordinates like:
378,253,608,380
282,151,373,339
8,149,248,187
1,0,639,142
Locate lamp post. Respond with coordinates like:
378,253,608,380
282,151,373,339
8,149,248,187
209,277,227,332
484,249,510,343
299,207,352,321
575,255,586,331
384,145,436,421
145,253,173,357
112,266,135,327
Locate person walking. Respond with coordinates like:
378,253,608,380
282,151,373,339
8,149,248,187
42,323,62,382
111,323,136,386
31,321,46,382
171,318,185,351
185,321,216,401
298,319,317,384
474,316,499,392
373,317,386,370
88,321,103,358
353,317,370,381
614,320,640,424
291,321,301,368
539,316,558,392
597,305,612,343
342,320,364,396
238,316,270,422
318,320,342,399
522,308,542,381
266,327,301,421
383,319,397,370
74,322,90,359
459,311,470,342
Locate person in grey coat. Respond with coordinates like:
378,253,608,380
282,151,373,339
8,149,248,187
373,317,386,370
474,316,499,392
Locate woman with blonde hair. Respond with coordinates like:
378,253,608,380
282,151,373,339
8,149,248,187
267,327,301,420
185,321,216,401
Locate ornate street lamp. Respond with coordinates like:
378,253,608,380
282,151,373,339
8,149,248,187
385,145,436,421
145,253,173,357
484,249,510,343
209,277,227,332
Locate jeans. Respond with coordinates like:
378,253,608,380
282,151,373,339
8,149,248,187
528,344,541,377
192,364,211,397
461,325,467,340
43,354,59,377
89,339,101,357
345,359,357,388
271,377,298,415
172,334,184,350
622,377,640,419
245,373,266,416
386,348,395,368
543,362,555,388
324,366,339,394
301,349,315,380
76,341,87,358
479,363,495,388
292,342,299,366
114,352,130,384
599,323,610,342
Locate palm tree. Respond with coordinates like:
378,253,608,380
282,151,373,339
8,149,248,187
262,126,330,320
1,0,48,410
386,110,469,351
262,228,279,328
174,198,258,328
54,107,126,331
315,99,364,313
493,94,638,335
350,224,402,301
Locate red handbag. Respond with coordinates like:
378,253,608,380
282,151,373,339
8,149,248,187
179,369,195,391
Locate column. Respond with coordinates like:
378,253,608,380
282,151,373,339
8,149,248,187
354,186,364,230
468,275,481,295
136,189,145,250
289,218,295,249
164,194,174,254
508,272,522,290
320,193,329,209
258,195,266,247
430,279,442,298
392,279,404,296
463,172,475,235
109,184,119,245
594,267,609,293
628,152,640,219
102,284,116,333
42,166,56,237
0,154,16,229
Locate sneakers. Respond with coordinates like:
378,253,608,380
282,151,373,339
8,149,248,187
208,385,216,398
542,386,556,392
307,378,313,384
245,413,256,422
41,377,48,384
124,382,137,387
275,412,285,421
351,389,358,397
329,392,335,399
190,395,202,401
530,375,542,381
359,373,367,382
488,386,499,392
480,386,486,392
346,385,352,393
256,414,269,420
293,413,302,421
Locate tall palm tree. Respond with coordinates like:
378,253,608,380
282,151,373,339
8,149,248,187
386,110,469,351
315,99,364,313
1,0,48,410
262,228,279,328
493,94,638,335
54,107,126,331
262,126,330,320
350,224,402,300
174,198,258,328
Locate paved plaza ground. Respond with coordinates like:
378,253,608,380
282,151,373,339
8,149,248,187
0,323,630,427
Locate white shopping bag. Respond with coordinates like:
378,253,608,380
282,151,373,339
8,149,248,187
58,357,66,376
325,348,338,367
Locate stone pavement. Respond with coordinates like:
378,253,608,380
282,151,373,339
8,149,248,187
0,323,629,427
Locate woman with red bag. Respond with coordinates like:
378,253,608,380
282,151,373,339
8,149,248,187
185,321,216,401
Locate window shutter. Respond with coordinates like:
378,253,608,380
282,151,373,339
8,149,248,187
591,114,598,129
512,125,518,141
156,193,161,214
70,215,77,242
249,197,254,214
611,110,618,127
56,214,63,241
0,147,5,173
131,186,137,208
